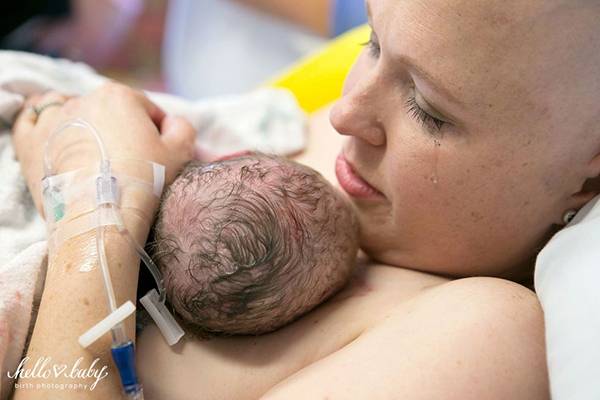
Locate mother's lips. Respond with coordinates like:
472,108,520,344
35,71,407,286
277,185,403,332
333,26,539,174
335,153,384,199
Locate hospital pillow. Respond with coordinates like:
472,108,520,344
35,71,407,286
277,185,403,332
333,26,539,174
535,195,600,400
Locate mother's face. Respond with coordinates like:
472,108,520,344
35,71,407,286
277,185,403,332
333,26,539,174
331,0,600,277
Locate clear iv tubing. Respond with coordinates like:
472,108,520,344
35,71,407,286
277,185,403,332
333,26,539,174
44,119,126,342
44,118,167,300
44,118,158,399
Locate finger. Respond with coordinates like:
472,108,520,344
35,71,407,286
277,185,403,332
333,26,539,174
160,115,196,157
134,91,166,128
100,82,166,127
14,91,69,140
31,92,70,128
24,93,43,108
13,92,70,164
14,93,76,142
12,93,47,135
13,105,37,136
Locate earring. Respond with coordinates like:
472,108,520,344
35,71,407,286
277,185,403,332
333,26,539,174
563,209,577,225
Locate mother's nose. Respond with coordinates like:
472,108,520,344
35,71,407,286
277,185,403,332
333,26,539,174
329,80,386,147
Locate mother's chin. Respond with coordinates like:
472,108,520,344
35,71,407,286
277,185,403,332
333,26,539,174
354,205,547,283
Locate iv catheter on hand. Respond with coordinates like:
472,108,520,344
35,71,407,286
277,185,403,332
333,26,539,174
42,118,184,399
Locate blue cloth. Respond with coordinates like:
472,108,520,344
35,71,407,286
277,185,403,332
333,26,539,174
331,0,367,37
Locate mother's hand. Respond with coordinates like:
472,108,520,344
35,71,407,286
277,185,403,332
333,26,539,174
12,82,195,214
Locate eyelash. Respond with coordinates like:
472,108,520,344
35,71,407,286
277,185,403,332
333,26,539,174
362,37,446,133
405,97,446,132
361,37,381,58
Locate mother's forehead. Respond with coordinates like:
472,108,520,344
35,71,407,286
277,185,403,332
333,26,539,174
375,0,584,39
372,0,599,116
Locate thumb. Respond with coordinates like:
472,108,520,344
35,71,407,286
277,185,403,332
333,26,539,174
160,115,196,156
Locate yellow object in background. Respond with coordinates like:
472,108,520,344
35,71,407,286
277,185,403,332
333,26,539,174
267,25,370,114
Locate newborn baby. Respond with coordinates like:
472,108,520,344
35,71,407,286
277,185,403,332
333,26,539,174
152,153,359,335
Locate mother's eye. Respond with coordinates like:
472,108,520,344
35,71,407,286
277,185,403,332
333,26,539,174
361,30,381,58
405,97,446,132
362,29,448,134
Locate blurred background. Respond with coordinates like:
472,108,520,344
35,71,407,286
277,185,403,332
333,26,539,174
0,0,366,99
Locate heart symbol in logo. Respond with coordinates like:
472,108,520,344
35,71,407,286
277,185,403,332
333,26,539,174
53,364,67,377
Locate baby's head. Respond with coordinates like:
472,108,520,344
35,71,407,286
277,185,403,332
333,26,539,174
152,153,358,335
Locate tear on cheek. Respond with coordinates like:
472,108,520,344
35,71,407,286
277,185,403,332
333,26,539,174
429,133,444,185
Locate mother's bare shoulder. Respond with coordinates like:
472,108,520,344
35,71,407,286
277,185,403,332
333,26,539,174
261,276,549,400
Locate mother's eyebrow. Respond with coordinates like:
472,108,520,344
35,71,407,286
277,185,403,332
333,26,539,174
397,54,466,110
366,0,467,117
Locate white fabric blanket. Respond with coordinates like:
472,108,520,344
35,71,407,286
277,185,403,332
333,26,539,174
0,50,306,399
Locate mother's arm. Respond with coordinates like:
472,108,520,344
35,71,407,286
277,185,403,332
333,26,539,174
261,277,549,400
10,83,195,399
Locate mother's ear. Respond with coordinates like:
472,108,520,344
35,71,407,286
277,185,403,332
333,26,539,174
567,152,600,217
582,150,600,193
577,173,600,202
558,185,597,226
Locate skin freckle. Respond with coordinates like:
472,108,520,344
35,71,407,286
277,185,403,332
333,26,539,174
489,14,511,27
82,298,90,306
470,211,484,222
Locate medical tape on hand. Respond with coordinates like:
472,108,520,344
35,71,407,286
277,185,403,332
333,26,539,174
42,159,165,269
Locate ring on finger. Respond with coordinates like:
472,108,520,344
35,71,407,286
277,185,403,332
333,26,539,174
30,101,65,122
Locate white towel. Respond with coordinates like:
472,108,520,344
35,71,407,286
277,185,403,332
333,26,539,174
0,242,46,400
0,50,306,399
